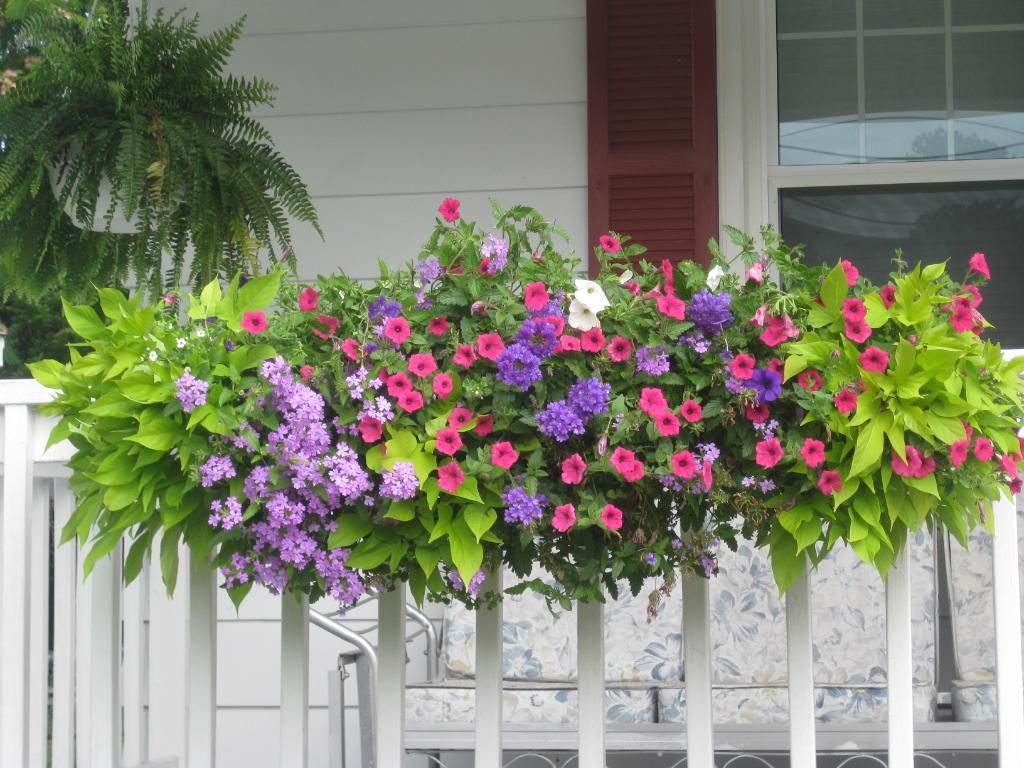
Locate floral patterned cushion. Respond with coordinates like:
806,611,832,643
405,686,656,724
951,681,997,722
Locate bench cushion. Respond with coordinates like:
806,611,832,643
405,686,657,724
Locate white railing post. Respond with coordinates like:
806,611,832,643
89,545,123,768
683,573,715,768
188,551,218,768
0,404,34,768
51,480,77,768
147,539,188,763
123,560,149,767
376,584,407,768
577,596,606,768
28,479,52,768
786,565,816,768
475,568,504,768
993,493,1024,767
281,593,310,768
886,545,914,768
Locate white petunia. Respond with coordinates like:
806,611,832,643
176,337,187,349
706,265,726,290
617,269,634,285
148,350,159,362
195,328,206,338
573,278,610,312
567,298,601,331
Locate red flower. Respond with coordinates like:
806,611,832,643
383,317,411,345
438,197,461,223
679,400,703,423
600,503,624,531
974,437,994,462
729,354,756,380
834,388,858,414
755,437,784,468
428,317,449,336
473,413,494,437
435,427,463,456
341,338,360,361
299,364,314,381
950,439,970,468
746,403,770,423
797,369,823,391
818,470,842,495
599,234,621,254
950,305,974,333
671,450,698,479
844,318,872,343
552,503,577,533
432,373,454,399
657,293,687,320
639,387,668,416
490,441,519,470
299,286,319,312
859,346,890,372
438,462,465,493
408,353,438,378
880,284,897,308
448,406,475,429
358,417,383,443
561,453,587,484
398,390,424,413
524,282,550,311
241,311,268,334
581,327,606,353
453,344,477,368
840,259,859,286
386,373,412,397
557,335,581,353
800,438,826,468
841,297,867,322
969,251,990,280
477,333,505,361
608,336,633,362
654,410,680,437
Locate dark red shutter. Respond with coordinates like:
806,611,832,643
587,0,718,273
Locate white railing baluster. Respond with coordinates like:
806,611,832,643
147,539,188,762
51,479,77,768
123,560,149,767
683,573,714,768
577,596,605,768
475,568,504,768
377,584,407,768
993,493,1024,767
786,565,816,768
188,551,218,768
0,404,33,768
281,594,310,768
886,545,913,768
89,545,123,768
28,479,52,768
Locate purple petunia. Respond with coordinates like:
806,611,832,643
496,343,544,391
749,368,783,403
688,290,734,336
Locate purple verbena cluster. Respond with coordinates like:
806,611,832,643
501,486,547,525
175,370,209,413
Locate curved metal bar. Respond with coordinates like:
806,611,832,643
834,755,889,768
503,754,559,768
309,608,378,687
404,603,440,681
721,755,780,768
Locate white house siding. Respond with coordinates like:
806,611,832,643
146,1,587,766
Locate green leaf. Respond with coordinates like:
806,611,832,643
227,581,254,611
449,517,484,583
783,356,808,383
820,263,849,310
82,530,122,579
97,287,130,320
415,546,441,577
124,527,155,584
463,505,497,542
767,528,807,594
117,375,169,404
863,294,890,329
235,272,283,312
27,359,66,389
849,418,886,477
61,299,107,340
227,344,277,374
126,411,184,451
806,303,835,328
199,280,223,314
445,475,482,503
386,430,418,460
327,514,373,548
345,539,393,570
384,500,416,522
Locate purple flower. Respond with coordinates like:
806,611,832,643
567,377,611,419
515,317,558,358
530,299,564,319
536,400,585,442
501,486,547,525
209,496,243,530
380,461,419,501
480,234,510,273
415,256,442,284
200,455,235,487
760,479,776,493
636,345,670,376
688,290,734,336
644,552,657,566
175,371,208,413
368,294,401,322
496,343,543,391
749,368,783,403
699,552,719,578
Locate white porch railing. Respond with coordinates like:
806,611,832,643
2,377,1023,768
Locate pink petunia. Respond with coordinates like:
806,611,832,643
671,450,698,479
610,446,636,473
750,304,769,327
859,346,890,372
746,262,764,284
241,311,268,334
384,317,411,345
477,333,505,361
974,438,994,462
834,388,858,414
818,470,842,495
608,336,633,362
842,297,867,322
437,462,465,493
341,338,361,361
398,390,424,413
408,353,438,378
581,327,606,353
702,459,713,491
312,314,340,340
600,503,624,531
490,441,519,470
524,282,550,311
639,387,668,416
950,305,974,333
729,354,756,380
840,259,859,286
448,406,475,429
299,364,314,381
844,318,872,343
797,370,823,392
473,413,494,437
961,284,983,307
950,439,970,468
552,503,577,533
746,403,770,423
557,335,582,353
969,251,990,280
800,438,826,468
561,453,587,484
438,197,461,222
386,373,412,397
760,314,799,347
599,234,621,254
880,285,897,308
428,317,449,336
299,287,319,312
432,373,453,399
755,437,784,468
358,416,383,443
654,410,680,437
680,400,703,423
657,293,687,321
1001,453,1020,480
619,459,645,483
453,344,477,368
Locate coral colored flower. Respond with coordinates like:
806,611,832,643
950,439,970,468
844,318,872,343
490,441,519,469
341,338,360,361
730,354,756,380
453,344,477,368
671,450,698,479
746,261,764,284
358,417,383,443
818,470,842,495
428,317,449,336
299,286,319,312
552,503,577,533
473,413,494,437
386,373,412,397
639,387,668,415
880,284,897,308
680,400,703,423
241,311,268,334
834,388,858,414
797,369,823,391
312,314,340,340
581,327,606,353
800,438,826,468
657,293,687,320
755,437,784,468
746,403,770,423
438,462,465,492
524,282,550,311
398,390,424,413
556,335,582,353
477,333,505,361
438,197,461,222
561,453,587,484
610,446,637,472
842,297,867,322
608,336,633,362
408,353,438,378
432,373,453,399
974,438,994,462
859,346,890,372
384,317,411,345
654,410,681,437
601,503,624,531
599,235,621,253
299,364,314,381
448,406,475,429
840,259,859,286
969,251,990,280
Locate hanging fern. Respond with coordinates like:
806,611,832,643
0,1,321,299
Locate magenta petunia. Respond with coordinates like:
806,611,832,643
241,311,268,334
524,282,550,311
796,369,823,391
434,428,463,456
428,317,449,336
432,373,454,399
671,450,698,479
974,437,994,462
473,413,494,437
729,354,756,380
834,388,858,414
880,284,896,308
557,335,581,353
755,437,784,468
438,197,461,223
561,453,587,484
800,438,826,468
408,353,438,378
477,333,505,361
398,390,425,413
657,293,687,321
453,344,477,368
680,400,703,423
386,372,412,397
844,318,872,343
341,338,360,361
950,439,970,468
552,503,577,533
859,346,889,372
599,234,621,254
746,403,770,423
840,259,859,286
581,327,606,353
818,470,842,495
312,314,340,340
299,286,319,312
299,364,314,381
639,387,668,416
490,441,519,470
437,462,465,492
950,305,974,333
654,410,680,437
969,251,990,280
610,446,636,472
608,336,633,362
358,416,383,443
448,406,475,429
841,297,866,322
600,503,624,531
383,316,411,345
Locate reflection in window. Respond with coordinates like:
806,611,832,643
779,183,1024,346
777,1,1024,164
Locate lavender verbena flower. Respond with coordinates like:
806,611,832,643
414,291,432,310
346,367,368,399
699,551,719,578
644,552,657,566
725,377,749,396
244,466,272,501
314,549,365,605
536,400,586,442
496,343,543,391
221,553,252,588
323,444,373,504
448,570,466,591
530,299,564,319
698,442,720,463
749,368,783,403
368,294,401,322
200,455,235,487
567,377,611,419
208,496,244,530
659,474,684,492
175,371,209,413
515,317,558,358
415,256,442,284
501,486,547,525
636,345,670,376
359,396,394,424
379,461,419,501
688,290,734,336
760,479,776,493
741,476,756,488
467,569,486,596
671,538,684,551
480,234,510,273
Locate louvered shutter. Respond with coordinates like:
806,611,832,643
587,0,718,272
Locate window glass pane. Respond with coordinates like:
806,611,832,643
777,0,854,34
863,0,943,30
952,0,1024,26
779,183,1024,347
953,32,1024,159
